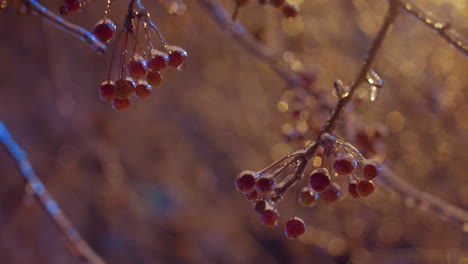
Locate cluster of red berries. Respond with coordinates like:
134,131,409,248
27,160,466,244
88,1,187,111
235,0,299,19
235,171,307,239
235,135,381,239
97,45,186,111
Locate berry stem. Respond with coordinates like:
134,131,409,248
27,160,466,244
107,30,125,81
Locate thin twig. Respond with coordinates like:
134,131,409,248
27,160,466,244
0,121,106,264
196,0,310,89
378,165,468,230
399,0,468,56
24,0,106,54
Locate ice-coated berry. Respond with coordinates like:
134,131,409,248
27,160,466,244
114,79,135,99
166,46,187,68
308,168,331,192
255,177,275,194
298,187,318,207
260,209,280,227
112,98,130,111
148,50,168,71
362,159,380,180
99,80,115,101
284,217,306,239
127,59,147,79
146,70,162,87
333,155,357,175
235,171,256,193
245,189,259,202
93,19,116,43
319,183,341,203
135,83,151,99
356,179,375,197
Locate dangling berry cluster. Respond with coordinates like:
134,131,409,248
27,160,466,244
90,0,187,110
235,133,380,239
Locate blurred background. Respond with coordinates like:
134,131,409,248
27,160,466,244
0,0,467,263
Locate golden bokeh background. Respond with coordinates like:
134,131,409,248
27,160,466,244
0,0,467,263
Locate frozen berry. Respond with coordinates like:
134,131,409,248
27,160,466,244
146,70,162,87
112,98,130,111
166,46,187,68
93,19,116,43
61,0,81,14
319,183,341,203
356,180,375,197
99,80,115,101
348,183,359,198
362,159,380,180
127,59,147,79
148,50,168,71
135,83,151,99
260,209,280,227
284,217,306,239
235,171,256,193
245,189,259,202
255,177,275,194
333,155,357,175
298,187,318,207
114,79,135,99
282,4,298,18
308,168,331,192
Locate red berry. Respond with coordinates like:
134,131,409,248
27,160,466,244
284,217,306,239
235,171,256,193
146,70,163,87
356,180,375,197
93,19,116,43
112,98,130,111
298,187,318,207
333,155,357,176
348,183,360,198
255,177,275,194
258,0,267,4
362,159,380,180
282,4,298,18
64,0,81,13
319,183,341,203
135,83,152,99
127,59,147,79
245,189,259,202
147,50,168,71
167,46,187,68
308,168,331,192
99,80,115,101
114,79,135,99
259,209,280,227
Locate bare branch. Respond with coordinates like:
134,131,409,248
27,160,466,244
24,0,106,54
0,121,106,264
378,165,468,230
196,0,308,89
399,0,468,56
